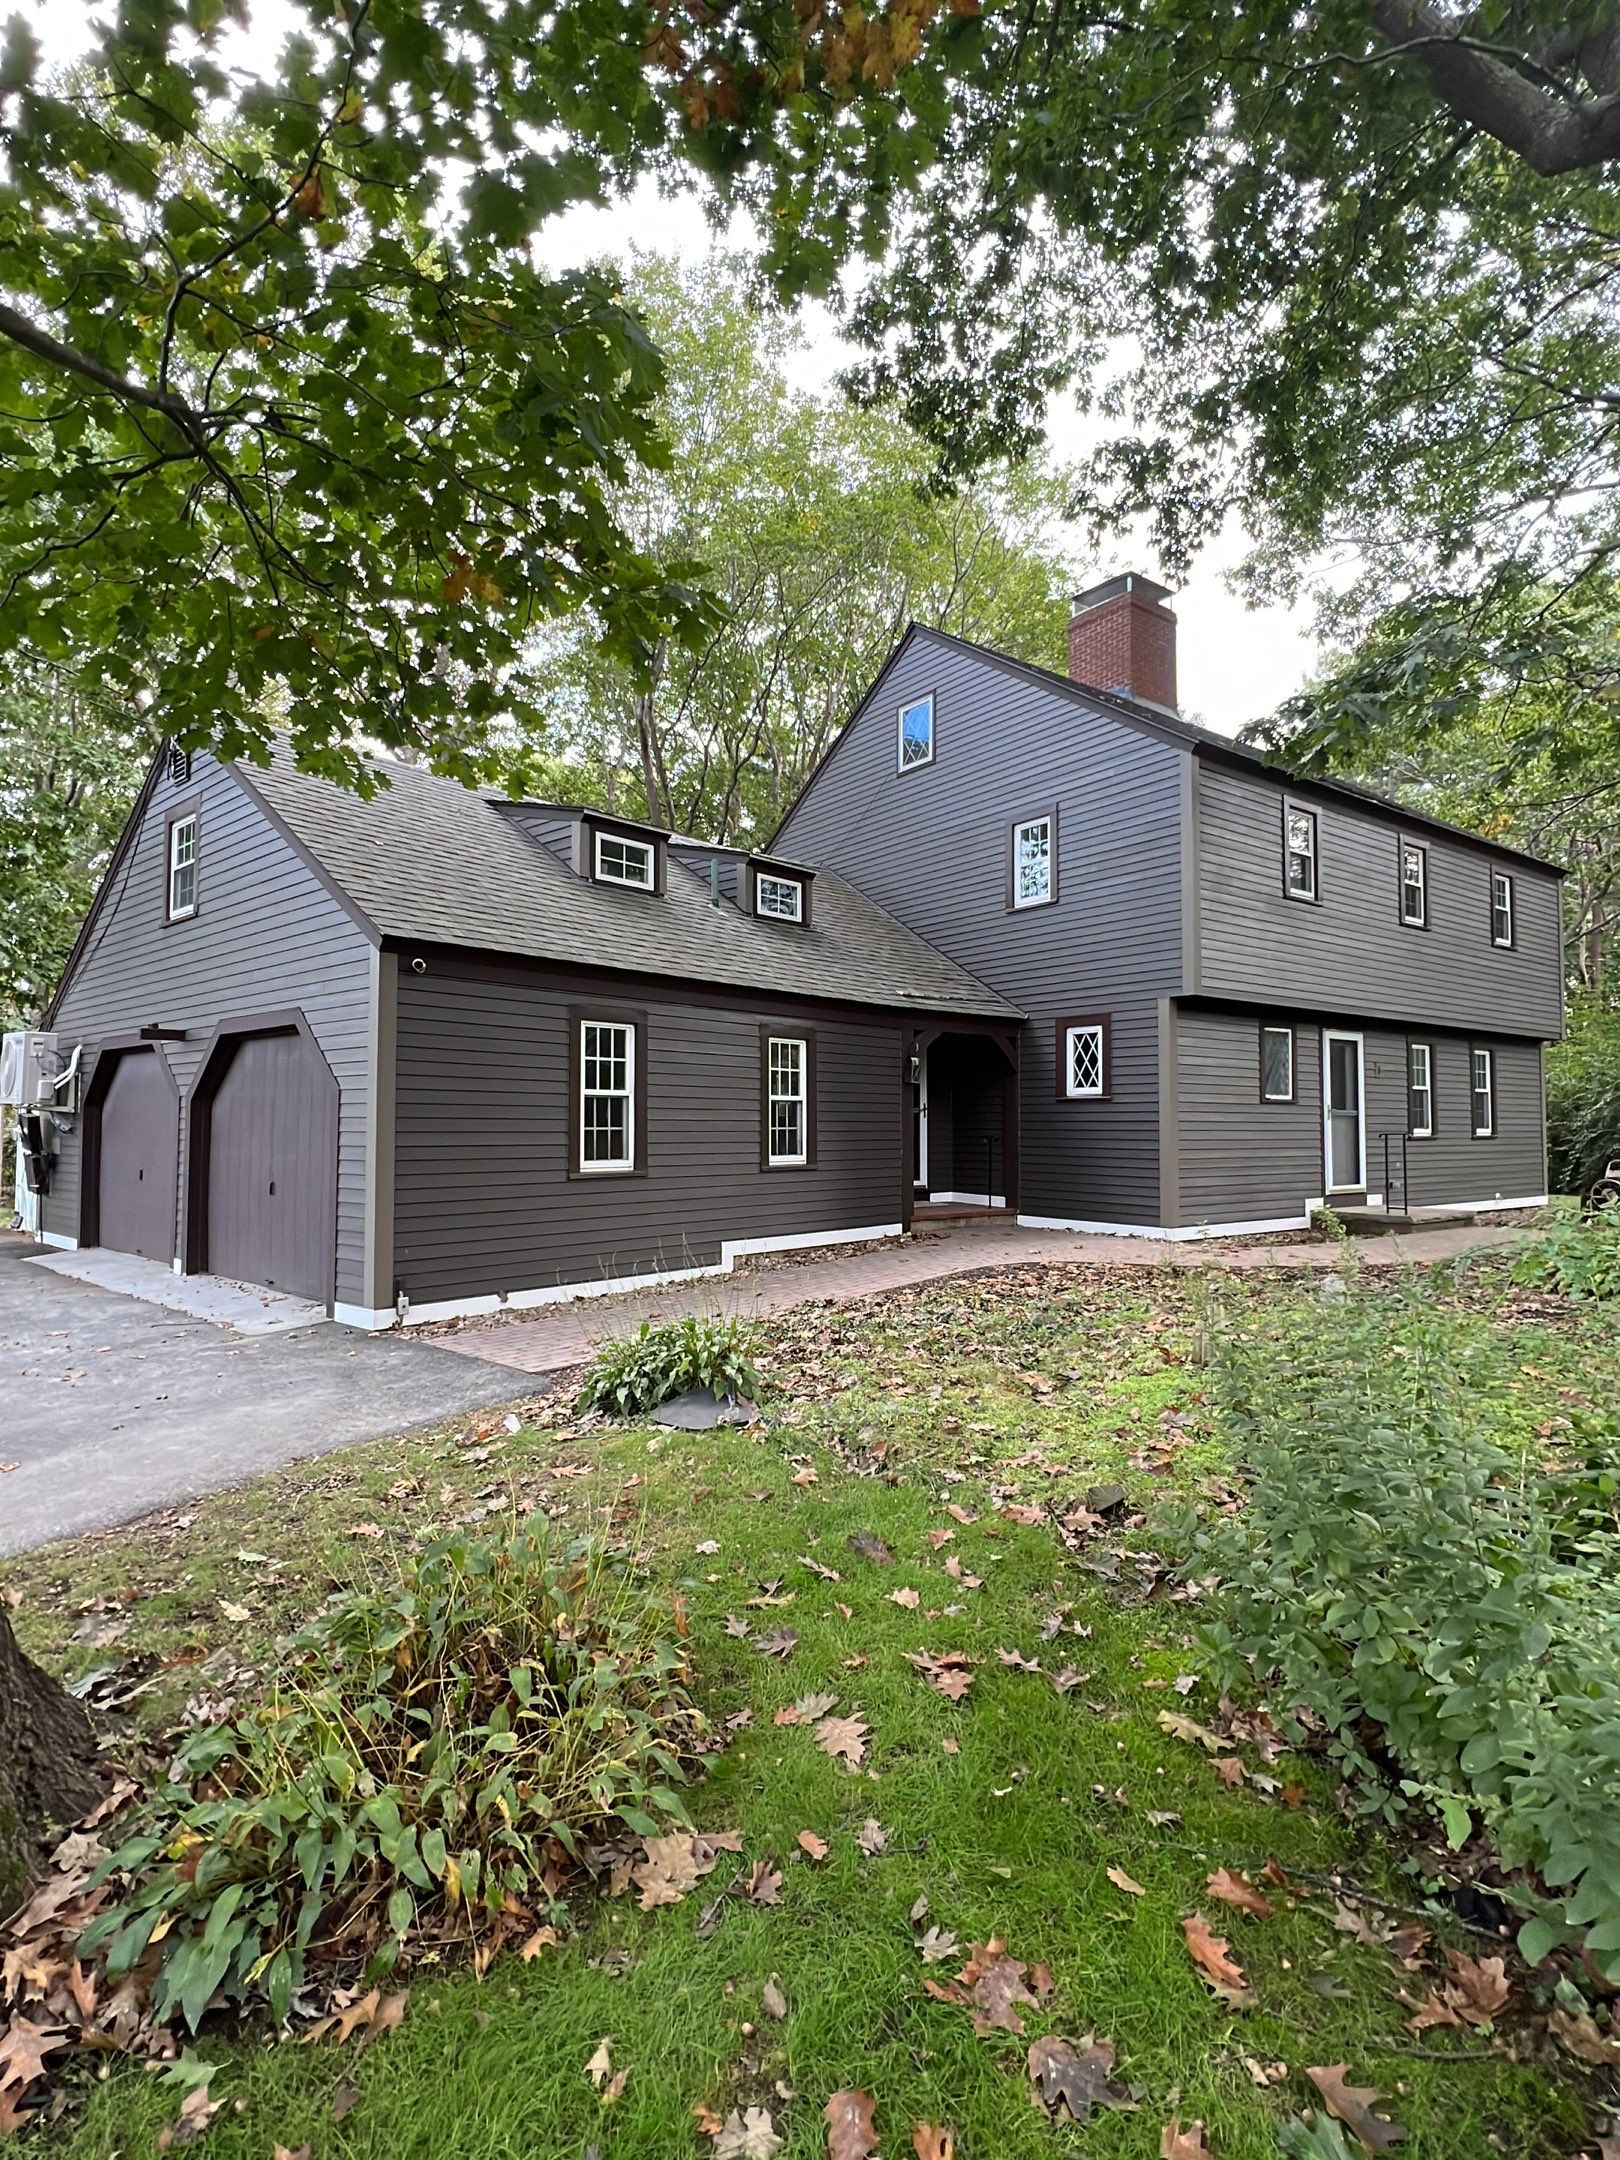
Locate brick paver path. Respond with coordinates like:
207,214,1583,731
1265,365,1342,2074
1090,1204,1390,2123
423,1217,1526,1378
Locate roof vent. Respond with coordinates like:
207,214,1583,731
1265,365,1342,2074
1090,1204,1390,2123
167,741,193,786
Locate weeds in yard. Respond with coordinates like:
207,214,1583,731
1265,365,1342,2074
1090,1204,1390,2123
1511,1199,1620,1300
80,1516,704,2028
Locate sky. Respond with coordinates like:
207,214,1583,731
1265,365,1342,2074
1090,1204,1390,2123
17,1,1322,737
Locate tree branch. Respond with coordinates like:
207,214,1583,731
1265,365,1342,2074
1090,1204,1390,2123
0,302,208,446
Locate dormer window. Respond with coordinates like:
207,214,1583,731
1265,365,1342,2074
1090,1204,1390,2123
593,829,656,890
167,812,198,920
755,874,804,922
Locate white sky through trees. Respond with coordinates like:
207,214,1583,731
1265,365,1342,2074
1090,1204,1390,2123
16,0,1319,737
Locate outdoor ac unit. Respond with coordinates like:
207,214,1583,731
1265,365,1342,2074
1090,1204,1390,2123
0,1031,58,1108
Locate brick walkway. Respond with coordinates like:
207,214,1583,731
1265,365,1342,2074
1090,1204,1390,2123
423,1217,1526,1378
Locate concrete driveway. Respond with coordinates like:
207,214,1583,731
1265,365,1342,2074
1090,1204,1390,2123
0,1234,531,1558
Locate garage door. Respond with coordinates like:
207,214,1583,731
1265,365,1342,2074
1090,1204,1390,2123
205,1030,337,1303
97,1049,178,1261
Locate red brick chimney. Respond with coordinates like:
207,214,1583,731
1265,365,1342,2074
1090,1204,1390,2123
1066,574,1177,711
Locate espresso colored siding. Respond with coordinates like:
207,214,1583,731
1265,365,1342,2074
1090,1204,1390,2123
391,955,907,1303
1193,760,1562,1039
1173,1007,1546,1225
776,629,1185,1226
42,754,376,1303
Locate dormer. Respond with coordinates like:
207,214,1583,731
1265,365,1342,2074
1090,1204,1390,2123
744,856,813,926
492,800,667,893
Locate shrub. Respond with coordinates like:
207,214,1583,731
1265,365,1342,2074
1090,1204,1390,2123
1510,1200,1620,1299
81,1517,705,2029
1546,992,1620,1200
579,1313,761,1418
1190,1277,1620,1978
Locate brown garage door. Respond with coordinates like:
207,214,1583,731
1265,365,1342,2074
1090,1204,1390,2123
97,1049,178,1261
205,1030,337,1303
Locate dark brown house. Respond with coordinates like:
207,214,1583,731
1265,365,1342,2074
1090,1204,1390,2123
22,577,1563,1325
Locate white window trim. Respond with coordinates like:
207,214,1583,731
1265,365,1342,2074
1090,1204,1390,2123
1471,1047,1495,1137
1260,1025,1294,1102
1011,814,1054,910
1491,872,1515,948
1322,1027,1367,1192
766,1035,808,1166
593,829,656,889
1400,843,1427,927
168,813,198,920
1064,1024,1106,1100
755,874,804,922
897,694,934,773
1284,801,1318,902
1408,1041,1434,1139
579,1020,636,1172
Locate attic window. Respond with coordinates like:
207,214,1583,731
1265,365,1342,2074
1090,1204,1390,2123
167,813,198,920
898,693,934,771
593,830,656,890
755,874,804,922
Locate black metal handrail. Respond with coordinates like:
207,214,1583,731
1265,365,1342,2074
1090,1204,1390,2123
1377,1129,1412,1217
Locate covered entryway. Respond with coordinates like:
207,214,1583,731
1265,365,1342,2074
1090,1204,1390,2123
907,1025,1019,1217
90,1047,178,1262
189,1022,338,1305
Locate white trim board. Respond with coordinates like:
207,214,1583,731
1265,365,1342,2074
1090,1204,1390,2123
336,1220,905,1333
927,1190,1008,1209
1017,1211,1314,1241
37,1229,78,1251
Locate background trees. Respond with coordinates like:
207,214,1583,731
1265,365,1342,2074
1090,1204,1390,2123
520,257,1078,842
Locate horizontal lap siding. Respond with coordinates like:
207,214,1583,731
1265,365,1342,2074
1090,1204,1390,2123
1195,762,1562,1039
391,958,903,1302
776,636,1186,1225
1173,1008,1545,1223
43,758,375,1300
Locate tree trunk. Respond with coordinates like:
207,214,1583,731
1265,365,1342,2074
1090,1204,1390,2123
0,1609,101,1913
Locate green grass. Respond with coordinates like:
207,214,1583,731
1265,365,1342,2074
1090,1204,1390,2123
8,1259,1615,2159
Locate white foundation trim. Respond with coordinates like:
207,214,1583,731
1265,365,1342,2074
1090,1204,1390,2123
336,1221,905,1333
927,1190,1008,1208
1408,1193,1548,1218
1017,1211,1314,1241
38,1229,79,1251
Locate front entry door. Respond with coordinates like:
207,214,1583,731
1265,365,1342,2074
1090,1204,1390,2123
1323,1030,1365,1193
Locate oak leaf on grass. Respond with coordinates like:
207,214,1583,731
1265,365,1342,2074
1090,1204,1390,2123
1161,2125,1211,2159
1206,1867,1274,1920
1304,2065,1408,2152
824,2087,879,2160
1181,1915,1255,2007
1026,2032,1124,2122
714,2103,783,2159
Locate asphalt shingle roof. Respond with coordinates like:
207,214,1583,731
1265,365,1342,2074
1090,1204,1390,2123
239,745,1019,1021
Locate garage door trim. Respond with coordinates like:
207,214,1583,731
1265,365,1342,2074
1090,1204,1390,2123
183,1008,339,1304
79,1036,181,1252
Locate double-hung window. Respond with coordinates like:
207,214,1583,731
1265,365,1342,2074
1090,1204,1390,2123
1260,1025,1294,1102
579,1020,636,1171
593,830,656,889
764,1035,810,1166
1490,870,1515,948
1471,1046,1495,1137
755,874,804,922
1284,802,1318,901
1010,813,1055,909
1408,1041,1434,1138
1059,1016,1110,1100
1400,842,1427,927
167,814,198,920
898,694,934,771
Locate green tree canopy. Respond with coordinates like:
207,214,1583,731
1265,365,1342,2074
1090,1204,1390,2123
517,254,1080,842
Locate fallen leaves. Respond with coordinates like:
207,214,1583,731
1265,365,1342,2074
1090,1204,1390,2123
1206,1867,1274,1921
1305,2064,1408,2152
713,2103,783,2158
816,1714,870,1768
824,2088,880,2160
1180,1915,1255,2008
911,2126,953,2160
1549,2005,1620,2068
923,1939,1050,2036
1106,1865,1146,1898
857,1818,888,1855
631,1832,743,1912
906,1650,976,1700
1161,2123,1211,2158
797,1831,829,1861
1026,2032,1126,2123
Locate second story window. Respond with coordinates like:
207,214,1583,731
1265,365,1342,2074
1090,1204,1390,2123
1010,813,1055,909
755,874,804,922
1490,870,1515,948
1284,802,1318,902
898,693,934,772
167,813,198,920
1400,842,1427,927
594,830,656,890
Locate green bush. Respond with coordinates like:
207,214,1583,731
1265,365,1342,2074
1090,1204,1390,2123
1510,1200,1620,1299
81,1518,705,2029
1190,1277,1620,1978
1546,993,1620,1199
578,1313,761,1418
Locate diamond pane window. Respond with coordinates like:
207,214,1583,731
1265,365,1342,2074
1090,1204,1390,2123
1064,1023,1106,1100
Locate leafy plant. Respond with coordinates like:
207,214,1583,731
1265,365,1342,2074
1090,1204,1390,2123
80,1517,704,2029
579,1314,761,1419
1510,1200,1620,1300
1191,1277,1620,1979
1308,1204,1349,1241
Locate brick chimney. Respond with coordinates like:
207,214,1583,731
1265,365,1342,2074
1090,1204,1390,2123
1066,574,1177,712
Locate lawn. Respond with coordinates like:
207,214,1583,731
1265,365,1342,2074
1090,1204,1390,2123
5,1257,1616,2159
